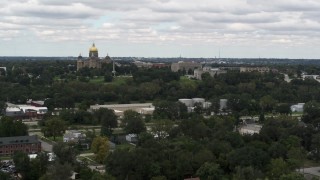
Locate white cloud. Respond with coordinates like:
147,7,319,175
0,0,320,58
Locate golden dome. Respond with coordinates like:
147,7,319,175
89,43,98,52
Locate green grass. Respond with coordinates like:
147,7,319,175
47,136,63,142
90,76,104,84
112,128,125,135
111,76,132,86
0,156,12,160
116,143,135,150
89,76,132,85
179,76,198,89
78,156,97,164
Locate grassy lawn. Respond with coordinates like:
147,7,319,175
0,156,12,160
47,136,63,143
89,76,132,85
78,156,97,164
116,143,135,150
90,76,104,83
179,76,198,89
111,76,132,86
112,128,125,135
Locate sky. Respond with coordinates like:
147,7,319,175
1,0,320,58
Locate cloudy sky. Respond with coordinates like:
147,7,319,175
1,0,320,58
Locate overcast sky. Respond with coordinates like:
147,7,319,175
1,0,320,58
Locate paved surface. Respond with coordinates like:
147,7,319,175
300,167,320,177
88,165,105,173
79,153,94,157
29,132,53,152
39,139,53,152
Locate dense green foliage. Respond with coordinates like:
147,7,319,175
106,114,311,179
2,60,320,113
0,116,28,137
3,60,320,179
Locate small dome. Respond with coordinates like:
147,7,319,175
105,54,111,59
89,43,98,52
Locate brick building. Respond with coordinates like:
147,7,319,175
0,136,41,156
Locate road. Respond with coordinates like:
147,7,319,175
38,139,53,152
29,132,53,152
299,167,320,179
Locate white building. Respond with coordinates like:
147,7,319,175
125,134,138,143
290,103,305,113
239,124,262,135
5,103,48,118
17,105,48,115
220,99,228,111
63,130,86,143
90,103,154,117
240,67,270,73
194,67,227,80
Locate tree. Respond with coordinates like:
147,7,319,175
52,142,79,165
13,151,31,179
194,102,203,114
233,166,262,180
267,158,289,179
93,108,117,136
106,148,134,179
153,101,187,120
33,152,49,178
0,171,10,180
228,146,270,170
302,100,320,126
196,162,223,180
139,82,161,100
0,101,5,115
275,103,291,115
259,95,276,112
122,110,146,134
40,162,72,180
151,119,173,140
311,133,320,162
0,116,28,137
42,117,66,140
104,73,113,82
91,136,110,163
279,172,304,180
287,147,306,171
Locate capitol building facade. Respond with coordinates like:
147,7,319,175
77,43,112,71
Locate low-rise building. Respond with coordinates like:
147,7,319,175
133,61,153,68
63,130,86,143
90,103,154,117
5,103,48,119
0,135,41,156
171,61,202,73
26,99,45,107
240,67,270,73
63,130,89,149
125,134,138,143
194,67,227,80
239,124,262,135
290,103,305,113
